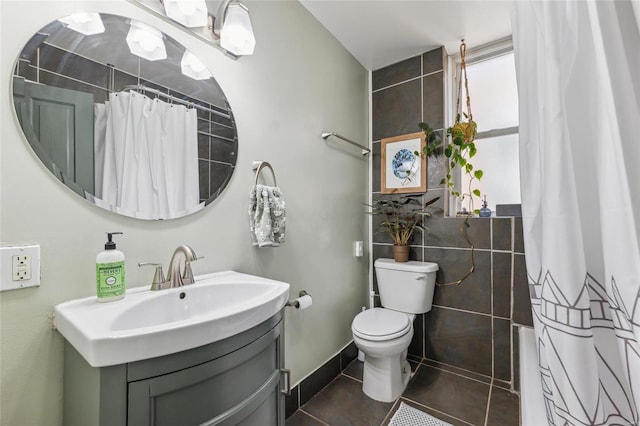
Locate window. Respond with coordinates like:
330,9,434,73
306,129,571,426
450,41,520,214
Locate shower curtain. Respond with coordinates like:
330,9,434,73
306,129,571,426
511,0,640,425
95,91,199,219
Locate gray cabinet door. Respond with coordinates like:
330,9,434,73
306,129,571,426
128,325,281,426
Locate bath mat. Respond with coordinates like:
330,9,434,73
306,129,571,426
389,402,453,426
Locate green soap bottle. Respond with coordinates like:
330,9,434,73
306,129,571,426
96,232,125,302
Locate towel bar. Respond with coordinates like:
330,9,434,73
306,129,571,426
321,131,370,156
252,161,277,187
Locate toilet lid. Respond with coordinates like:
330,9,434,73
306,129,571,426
352,308,412,341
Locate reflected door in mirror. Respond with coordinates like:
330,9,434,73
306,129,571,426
14,78,95,196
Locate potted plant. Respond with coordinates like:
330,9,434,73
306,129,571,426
419,121,483,215
368,195,439,262
419,40,485,216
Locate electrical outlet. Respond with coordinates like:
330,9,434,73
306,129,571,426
12,255,32,280
1,245,40,291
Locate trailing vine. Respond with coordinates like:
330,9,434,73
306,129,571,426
417,40,485,286
420,120,484,215
419,40,484,215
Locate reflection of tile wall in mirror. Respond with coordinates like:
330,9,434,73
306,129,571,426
198,160,210,202
198,133,211,159
211,117,236,138
211,137,236,164
39,45,110,87
210,163,234,196
18,33,48,62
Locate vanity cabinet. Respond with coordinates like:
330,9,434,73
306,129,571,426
63,313,286,426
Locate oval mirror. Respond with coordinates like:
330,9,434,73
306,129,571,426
11,13,237,220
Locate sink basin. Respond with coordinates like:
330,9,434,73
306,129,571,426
54,271,290,367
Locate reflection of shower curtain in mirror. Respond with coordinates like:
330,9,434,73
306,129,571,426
94,91,199,219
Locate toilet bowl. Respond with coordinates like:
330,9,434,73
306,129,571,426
352,259,438,402
352,307,415,402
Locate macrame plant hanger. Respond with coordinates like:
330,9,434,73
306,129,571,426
437,40,478,287
453,40,477,144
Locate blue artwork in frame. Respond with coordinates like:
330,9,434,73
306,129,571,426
381,132,427,194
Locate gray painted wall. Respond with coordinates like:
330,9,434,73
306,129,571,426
0,1,369,425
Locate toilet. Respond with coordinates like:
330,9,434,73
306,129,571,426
352,258,439,402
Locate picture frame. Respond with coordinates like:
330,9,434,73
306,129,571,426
381,131,427,194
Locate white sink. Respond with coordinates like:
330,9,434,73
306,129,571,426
54,271,290,367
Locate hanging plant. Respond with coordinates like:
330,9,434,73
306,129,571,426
416,40,486,287
419,40,484,216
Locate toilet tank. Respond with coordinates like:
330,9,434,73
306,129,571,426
374,258,439,314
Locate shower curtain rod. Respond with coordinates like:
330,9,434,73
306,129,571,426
122,84,231,119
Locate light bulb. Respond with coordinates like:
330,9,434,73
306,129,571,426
220,3,255,56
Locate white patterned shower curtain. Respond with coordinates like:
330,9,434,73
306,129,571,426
511,1,640,425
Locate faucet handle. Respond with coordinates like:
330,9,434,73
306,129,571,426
138,262,168,290
182,256,204,285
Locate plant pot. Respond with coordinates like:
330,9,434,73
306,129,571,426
392,245,410,262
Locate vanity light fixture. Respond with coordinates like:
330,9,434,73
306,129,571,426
58,12,105,35
163,0,208,28
211,0,256,56
126,20,167,61
180,50,212,80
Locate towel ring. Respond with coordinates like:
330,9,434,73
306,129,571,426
252,161,277,187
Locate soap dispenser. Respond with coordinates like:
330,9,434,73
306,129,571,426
479,196,492,218
96,232,125,302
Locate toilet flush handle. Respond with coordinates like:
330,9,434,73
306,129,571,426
415,274,426,280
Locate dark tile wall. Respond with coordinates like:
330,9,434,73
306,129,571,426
285,342,358,417
371,47,533,392
14,40,236,203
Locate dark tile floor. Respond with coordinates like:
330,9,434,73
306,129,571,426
286,359,520,426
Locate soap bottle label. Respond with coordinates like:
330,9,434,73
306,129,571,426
96,261,125,299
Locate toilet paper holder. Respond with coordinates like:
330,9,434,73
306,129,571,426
286,290,310,308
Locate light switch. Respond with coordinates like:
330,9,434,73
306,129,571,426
1,245,40,291
353,241,364,257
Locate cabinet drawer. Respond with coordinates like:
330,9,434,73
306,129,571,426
128,325,279,426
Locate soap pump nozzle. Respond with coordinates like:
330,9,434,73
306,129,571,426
105,232,123,250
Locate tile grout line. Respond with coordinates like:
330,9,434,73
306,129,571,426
431,304,493,318
490,218,495,382
379,398,403,426
423,358,494,383
372,75,422,93
510,217,516,394
341,370,363,384
484,379,494,426
297,408,331,426
372,241,494,253
421,50,425,125
372,69,444,94
420,361,494,387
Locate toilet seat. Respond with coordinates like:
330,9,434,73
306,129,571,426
352,308,411,341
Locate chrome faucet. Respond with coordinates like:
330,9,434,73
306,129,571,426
139,245,200,290
166,245,199,288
